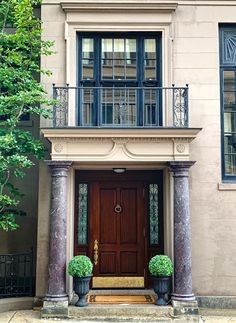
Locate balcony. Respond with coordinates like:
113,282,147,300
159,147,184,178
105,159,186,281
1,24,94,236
52,85,189,128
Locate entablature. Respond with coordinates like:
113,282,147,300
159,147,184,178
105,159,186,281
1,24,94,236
42,128,201,162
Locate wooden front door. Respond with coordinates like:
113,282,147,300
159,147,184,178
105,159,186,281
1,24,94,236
75,170,164,289
90,182,145,288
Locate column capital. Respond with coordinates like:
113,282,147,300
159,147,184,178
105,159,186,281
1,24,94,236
45,160,72,176
168,161,196,177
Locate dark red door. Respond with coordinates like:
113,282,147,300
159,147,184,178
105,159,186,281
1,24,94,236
89,181,145,288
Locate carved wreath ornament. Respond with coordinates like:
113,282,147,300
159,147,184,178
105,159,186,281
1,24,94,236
176,144,185,153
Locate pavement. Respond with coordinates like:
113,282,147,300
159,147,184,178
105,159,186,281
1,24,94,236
0,309,236,323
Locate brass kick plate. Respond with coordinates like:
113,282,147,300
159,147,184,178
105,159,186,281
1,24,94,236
92,277,144,288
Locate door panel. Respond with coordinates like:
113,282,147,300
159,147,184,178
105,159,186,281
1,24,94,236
91,182,144,286
120,188,137,244
100,252,116,274
100,188,117,244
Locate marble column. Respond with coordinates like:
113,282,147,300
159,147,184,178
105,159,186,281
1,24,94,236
169,161,196,303
42,160,72,318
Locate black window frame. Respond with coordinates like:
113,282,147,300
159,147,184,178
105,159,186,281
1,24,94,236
220,25,236,181
77,32,162,127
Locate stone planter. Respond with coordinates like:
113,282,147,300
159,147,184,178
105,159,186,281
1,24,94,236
73,275,92,307
152,276,171,305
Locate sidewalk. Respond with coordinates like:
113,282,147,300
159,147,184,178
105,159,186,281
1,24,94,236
0,309,236,323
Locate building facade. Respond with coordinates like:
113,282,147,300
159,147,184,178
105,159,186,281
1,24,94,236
2,0,236,316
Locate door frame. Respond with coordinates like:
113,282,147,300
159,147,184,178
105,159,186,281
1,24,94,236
74,170,164,288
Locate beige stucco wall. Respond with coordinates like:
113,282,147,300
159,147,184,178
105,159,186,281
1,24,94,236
37,0,236,298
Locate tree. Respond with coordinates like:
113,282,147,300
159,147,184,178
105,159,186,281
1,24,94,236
0,0,53,231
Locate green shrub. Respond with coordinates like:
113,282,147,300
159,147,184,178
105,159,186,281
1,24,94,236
68,255,93,277
148,255,173,276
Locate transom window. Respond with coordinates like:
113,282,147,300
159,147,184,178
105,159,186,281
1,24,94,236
77,33,162,127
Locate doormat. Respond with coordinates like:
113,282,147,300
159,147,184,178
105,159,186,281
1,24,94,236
88,295,155,304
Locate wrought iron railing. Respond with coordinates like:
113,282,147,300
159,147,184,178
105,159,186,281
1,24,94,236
0,251,33,298
52,85,189,128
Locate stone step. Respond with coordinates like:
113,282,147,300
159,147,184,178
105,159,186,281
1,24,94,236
69,304,173,322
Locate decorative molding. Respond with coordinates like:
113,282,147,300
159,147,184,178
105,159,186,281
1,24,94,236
48,137,194,143
61,1,178,12
54,143,64,153
41,128,202,139
42,0,236,6
42,128,201,162
176,144,185,153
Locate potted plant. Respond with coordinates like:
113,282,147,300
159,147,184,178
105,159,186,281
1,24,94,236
68,255,93,307
148,255,173,306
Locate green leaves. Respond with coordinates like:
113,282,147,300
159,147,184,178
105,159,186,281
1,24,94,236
0,0,53,231
68,256,93,277
0,212,19,231
148,255,173,277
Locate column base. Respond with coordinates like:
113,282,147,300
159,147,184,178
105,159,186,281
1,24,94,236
172,299,199,317
41,297,68,318
172,293,196,302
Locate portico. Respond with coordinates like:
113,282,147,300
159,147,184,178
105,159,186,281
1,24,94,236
40,127,200,317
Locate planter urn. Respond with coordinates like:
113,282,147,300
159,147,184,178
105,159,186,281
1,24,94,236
152,276,171,305
73,275,92,307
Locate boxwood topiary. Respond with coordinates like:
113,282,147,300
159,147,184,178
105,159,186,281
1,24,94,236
68,255,93,277
148,255,173,277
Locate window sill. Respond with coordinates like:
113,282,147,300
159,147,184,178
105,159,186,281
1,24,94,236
218,183,236,191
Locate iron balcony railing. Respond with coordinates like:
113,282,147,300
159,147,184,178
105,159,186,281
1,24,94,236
0,251,33,298
53,85,189,128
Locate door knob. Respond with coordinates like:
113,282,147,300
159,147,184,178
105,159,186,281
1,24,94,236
114,204,122,213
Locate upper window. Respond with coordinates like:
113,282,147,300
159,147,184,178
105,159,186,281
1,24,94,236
220,26,236,180
77,33,162,127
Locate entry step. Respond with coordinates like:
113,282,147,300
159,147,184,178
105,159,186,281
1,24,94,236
69,304,173,322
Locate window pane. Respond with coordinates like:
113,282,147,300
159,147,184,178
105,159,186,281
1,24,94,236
224,70,235,91
224,92,236,111
126,60,136,79
114,60,125,80
82,88,94,125
145,39,156,60
224,111,236,133
102,39,113,59
101,88,136,125
144,89,157,125
82,38,94,59
126,39,136,60
102,59,113,79
82,59,94,79
225,154,236,175
149,184,159,245
114,39,124,59
78,184,88,245
145,60,156,80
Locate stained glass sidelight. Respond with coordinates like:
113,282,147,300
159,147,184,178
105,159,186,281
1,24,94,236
78,184,88,245
149,184,159,245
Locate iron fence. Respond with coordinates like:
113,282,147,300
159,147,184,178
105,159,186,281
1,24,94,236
53,85,189,128
0,251,33,298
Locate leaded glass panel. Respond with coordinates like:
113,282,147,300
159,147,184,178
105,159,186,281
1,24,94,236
78,184,88,245
149,184,159,245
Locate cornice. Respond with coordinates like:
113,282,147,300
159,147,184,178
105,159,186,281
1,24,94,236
60,0,178,12
42,0,236,7
41,127,201,141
